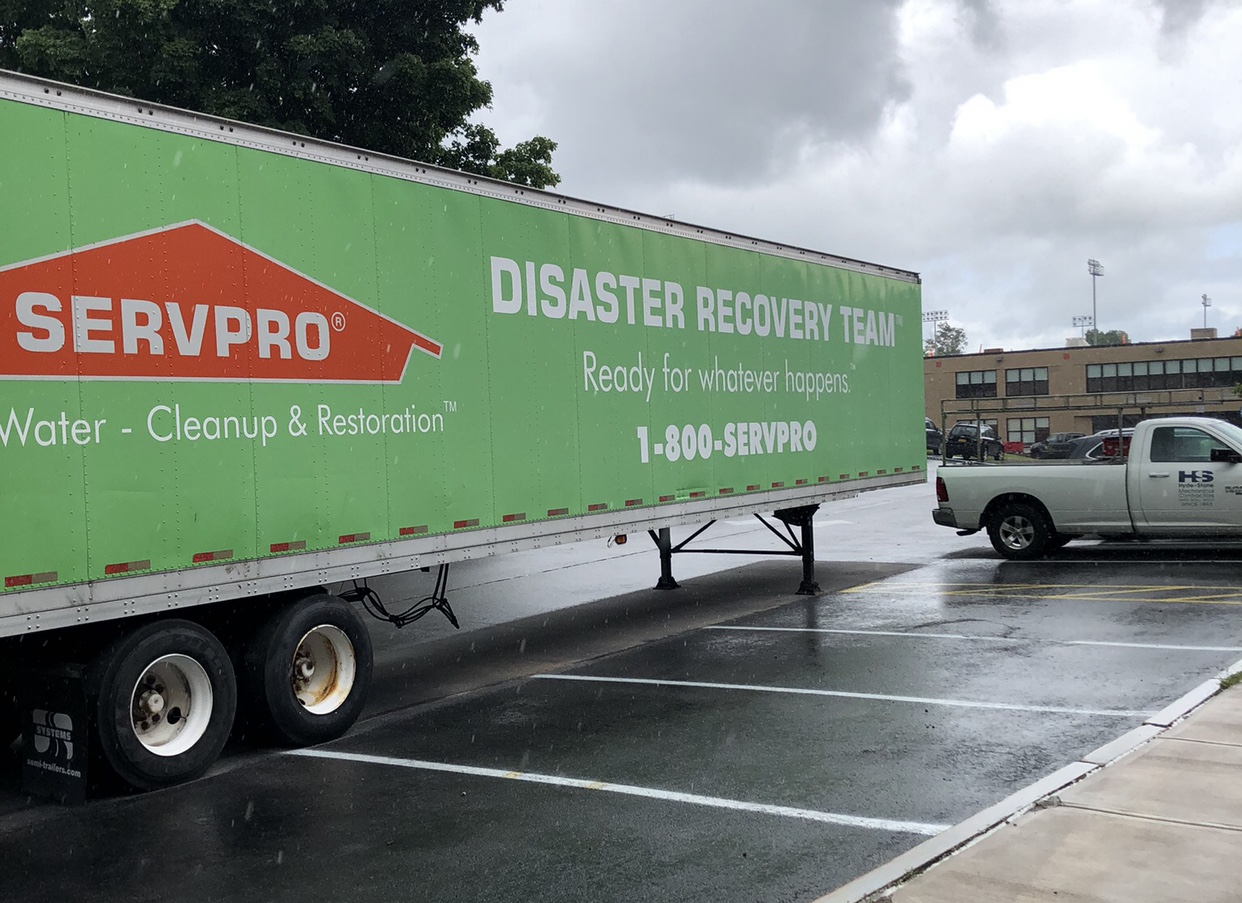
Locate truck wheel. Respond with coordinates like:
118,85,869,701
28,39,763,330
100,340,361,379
241,595,373,747
88,620,237,791
987,502,1053,560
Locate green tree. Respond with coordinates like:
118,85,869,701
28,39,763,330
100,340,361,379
925,321,967,356
0,0,559,188
1086,328,1129,346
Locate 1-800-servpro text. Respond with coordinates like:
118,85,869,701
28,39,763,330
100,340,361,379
636,421,816,463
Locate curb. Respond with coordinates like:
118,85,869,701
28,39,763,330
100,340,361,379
813,657,1242,903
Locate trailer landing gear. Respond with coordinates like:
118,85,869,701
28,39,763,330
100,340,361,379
648,504,822,595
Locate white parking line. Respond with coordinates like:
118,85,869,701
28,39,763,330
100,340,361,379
707,626,1015,642
532,674,1148,718
288,748,949,836
707,626,1242,653
1068,640,1242,652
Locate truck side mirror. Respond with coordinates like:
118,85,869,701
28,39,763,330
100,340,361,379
1209,447,1242,464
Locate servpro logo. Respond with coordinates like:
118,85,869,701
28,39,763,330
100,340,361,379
0,222,441,382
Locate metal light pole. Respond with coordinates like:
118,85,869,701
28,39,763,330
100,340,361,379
1087,259,1103,342
1202,293,1212,328
1072,315,1093,338
922,309,948,351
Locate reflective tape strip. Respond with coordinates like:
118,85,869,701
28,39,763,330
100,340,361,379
795,479,807,486
818,476,830,483
104,560,151,575
338,532,371,544
192,549,233,563
399,526,427,536
588,503,608,511
748,484,761,491
659,495,675,503
858,471,869,477
453,519,479,529
270,540,307,553
4,571,57,588
689,491,705,499
771,482,785,489
502,513,527,523
839,474,849,480
719,488,734,495
546,508,569,517
625,498,643,507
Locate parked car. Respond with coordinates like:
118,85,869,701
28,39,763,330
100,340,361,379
1028,431,1086,459
944,422,1005,461
1064,428,1135,461
925,418,944,455
1062,435,1109,461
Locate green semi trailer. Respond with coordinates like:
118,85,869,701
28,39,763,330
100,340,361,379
0,69,925,793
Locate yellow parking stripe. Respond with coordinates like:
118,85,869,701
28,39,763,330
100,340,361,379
844,582,1242,606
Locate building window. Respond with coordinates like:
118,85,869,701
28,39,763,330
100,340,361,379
1086,355,1242,392
1005,367,1048,396
1008,417,1049,445
955,369,997,399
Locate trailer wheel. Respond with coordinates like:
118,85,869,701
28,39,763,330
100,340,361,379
987,502,1053,560
242,595,373,747
88,620,236,791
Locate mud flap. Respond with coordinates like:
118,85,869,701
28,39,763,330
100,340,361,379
19,665,89,804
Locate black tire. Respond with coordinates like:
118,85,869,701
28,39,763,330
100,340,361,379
0,679,20,755
987,502,1054,560
241,595,373,747
993,444,1005,462
87,620,237,791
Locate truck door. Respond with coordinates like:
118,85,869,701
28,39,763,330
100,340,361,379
1135,425,1242,534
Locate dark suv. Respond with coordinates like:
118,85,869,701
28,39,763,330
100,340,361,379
925,418,944,455
944,422,1004,461
1028,431,1086,459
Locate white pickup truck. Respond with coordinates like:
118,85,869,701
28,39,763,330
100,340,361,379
933,417,1242,559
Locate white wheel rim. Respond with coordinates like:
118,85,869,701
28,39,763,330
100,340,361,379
292,625,356,715
129,654,214,757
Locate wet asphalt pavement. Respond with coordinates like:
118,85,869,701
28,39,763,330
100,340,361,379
3,469,1242,903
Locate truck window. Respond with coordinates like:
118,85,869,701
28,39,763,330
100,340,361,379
1149,426,1227,463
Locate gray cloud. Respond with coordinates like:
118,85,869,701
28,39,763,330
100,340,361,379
479,0,910,190
1155,0,1214,37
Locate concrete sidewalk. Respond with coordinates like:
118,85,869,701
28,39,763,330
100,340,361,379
819,682,1242,903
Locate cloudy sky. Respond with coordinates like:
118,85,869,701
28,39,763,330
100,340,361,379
469,0,1242,352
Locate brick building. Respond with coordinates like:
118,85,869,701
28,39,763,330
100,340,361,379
924,329,1242,448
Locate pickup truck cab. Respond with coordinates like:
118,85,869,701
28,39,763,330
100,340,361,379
933,417,1242,559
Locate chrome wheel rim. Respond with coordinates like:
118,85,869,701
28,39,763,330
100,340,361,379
999,516,1035,550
